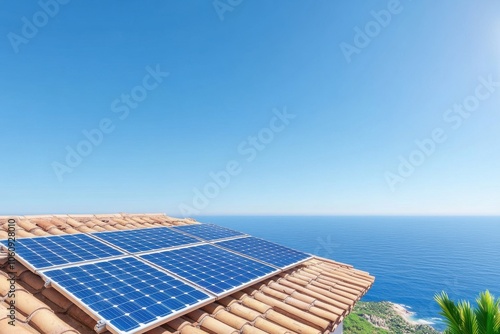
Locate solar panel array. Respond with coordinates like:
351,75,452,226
141,244,278,295
216,236,312,268
93,227,200,253
2,234,123,270
172,224,245,241
43,257,212,334
3,223,312,334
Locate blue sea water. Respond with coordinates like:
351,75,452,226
195,216,500,332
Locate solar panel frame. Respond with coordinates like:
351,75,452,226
140,244,280,298
171,223,247,242
214,236,313,270
91,227,203,254
0,233,125,272
40,256,215,334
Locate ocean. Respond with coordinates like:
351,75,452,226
195,216,500,332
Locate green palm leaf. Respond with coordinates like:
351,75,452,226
458,300,479,334
436,290,500,334
435,292,464,334
475,291,500,334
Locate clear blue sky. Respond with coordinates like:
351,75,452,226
1,1,499,216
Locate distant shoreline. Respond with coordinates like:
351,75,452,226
344,301,441,333
390,302,436,327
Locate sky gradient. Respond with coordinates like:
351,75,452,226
1,0,499,216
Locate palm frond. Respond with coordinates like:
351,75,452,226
436,291,464,334
437,290,500,334
457,300,478,334
475,290,499,334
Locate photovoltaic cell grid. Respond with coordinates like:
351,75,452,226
1,234,123,270
6,224,313,333
42,257,212,334
216,236,311,268
93,227,200,253
172,223,245,241
141,244,277,295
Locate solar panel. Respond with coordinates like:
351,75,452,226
1,234,123,270
172,224,245,241
4,222,312,333
42,257,213,334
215,236,311,268
141,244,277,295
92,227,200,253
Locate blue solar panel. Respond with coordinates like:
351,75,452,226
93,227,200,253
216,237,311,268
141,244,277,295
1,234,123,270
42,257,212,334
172,224,245,241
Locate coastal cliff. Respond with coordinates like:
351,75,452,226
344,301,441,334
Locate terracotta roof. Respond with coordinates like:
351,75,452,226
0,214,374,334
